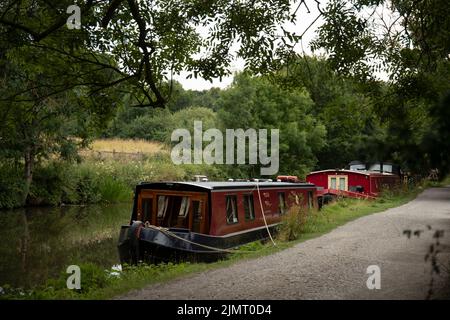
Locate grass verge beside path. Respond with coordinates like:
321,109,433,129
0,183,437,299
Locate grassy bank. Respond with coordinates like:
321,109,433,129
0,184,425,300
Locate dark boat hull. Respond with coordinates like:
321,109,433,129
118,222,279,264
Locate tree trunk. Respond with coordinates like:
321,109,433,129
22,147,34,205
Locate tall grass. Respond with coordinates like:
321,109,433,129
83,138,167,155
96,176,132,203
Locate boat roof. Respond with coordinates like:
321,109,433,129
137,181,315,192
307,169,396,176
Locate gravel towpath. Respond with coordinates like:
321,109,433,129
118,187,450,300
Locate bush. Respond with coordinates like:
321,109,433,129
0,164,24,209
120,109,173,142
277,205,311,241
72,164,102,204
29,162,79,206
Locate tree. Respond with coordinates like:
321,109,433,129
309,0,450,177
0,50,119,205
0,0,303,108
217,73,326,177
274,56,381,169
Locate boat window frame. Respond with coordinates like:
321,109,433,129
157,195,169,218
243,193,255,221
137,189,208,232
191,199,204,233
225,194,239,225
137,191,155,223
178,196,190,217
328,175,348,191
278,192,286,215
141,197,153,223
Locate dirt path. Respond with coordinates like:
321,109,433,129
119,187,450,300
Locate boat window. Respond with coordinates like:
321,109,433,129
157,195,169,218
243,194,255,220
349,185,364,193
278,192,286,215
369,163,393,173
225,195,238,224
142,197,153,223
339,177,346,190
349,163,366,171
330,177,337,189
178,196,190,217
192,200,202,233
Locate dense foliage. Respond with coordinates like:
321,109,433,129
1,0,449,208
312,0,450,176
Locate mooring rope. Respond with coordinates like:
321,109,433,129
255,180,277,247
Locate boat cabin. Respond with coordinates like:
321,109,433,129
131,181,318,237
306,169,400,198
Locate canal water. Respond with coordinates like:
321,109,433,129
0,203,132,289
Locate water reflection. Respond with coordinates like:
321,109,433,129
0,203,132,289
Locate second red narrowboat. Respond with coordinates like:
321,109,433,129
118,180,318,264
306,161,401,200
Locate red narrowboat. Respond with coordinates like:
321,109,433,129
118,180,318,264
306,162,400,200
